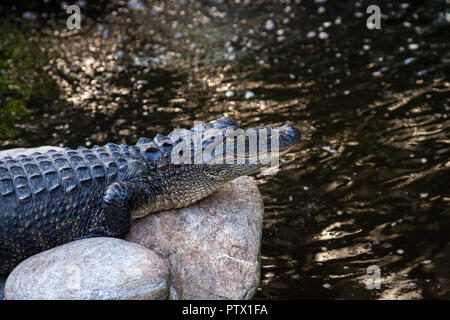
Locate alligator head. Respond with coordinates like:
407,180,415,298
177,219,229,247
133,117,300,215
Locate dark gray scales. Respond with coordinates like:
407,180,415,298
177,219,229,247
0,142,154,275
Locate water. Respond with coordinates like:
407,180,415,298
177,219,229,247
0,0,449,299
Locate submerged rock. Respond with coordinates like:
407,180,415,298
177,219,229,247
127,176,264,300
5,238,170,300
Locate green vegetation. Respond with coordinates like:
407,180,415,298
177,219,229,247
0,23,58,139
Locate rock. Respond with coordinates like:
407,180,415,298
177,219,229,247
127,176,264,300
245,90,255,99
4,238,170,300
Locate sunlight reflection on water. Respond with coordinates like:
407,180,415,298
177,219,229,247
0,0,449,299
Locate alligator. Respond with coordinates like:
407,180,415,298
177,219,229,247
0,117,300,275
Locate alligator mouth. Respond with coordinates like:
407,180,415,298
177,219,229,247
232,143,296,161
279,144,296,156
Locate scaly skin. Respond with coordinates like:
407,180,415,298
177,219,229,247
0,118,300,275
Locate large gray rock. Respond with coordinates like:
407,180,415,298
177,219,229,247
126,176,264,300
4,238,170,300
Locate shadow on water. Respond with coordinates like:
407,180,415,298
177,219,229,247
0,0,449,299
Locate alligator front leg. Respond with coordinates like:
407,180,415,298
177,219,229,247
87,180,155,239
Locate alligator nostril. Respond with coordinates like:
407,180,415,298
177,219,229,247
284,126,301,140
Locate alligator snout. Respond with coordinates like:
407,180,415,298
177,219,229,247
279,124,301,150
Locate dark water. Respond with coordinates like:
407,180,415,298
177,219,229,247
0,0,449,299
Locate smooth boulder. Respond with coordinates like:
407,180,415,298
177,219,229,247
4,237,170,300
127,176,264,300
